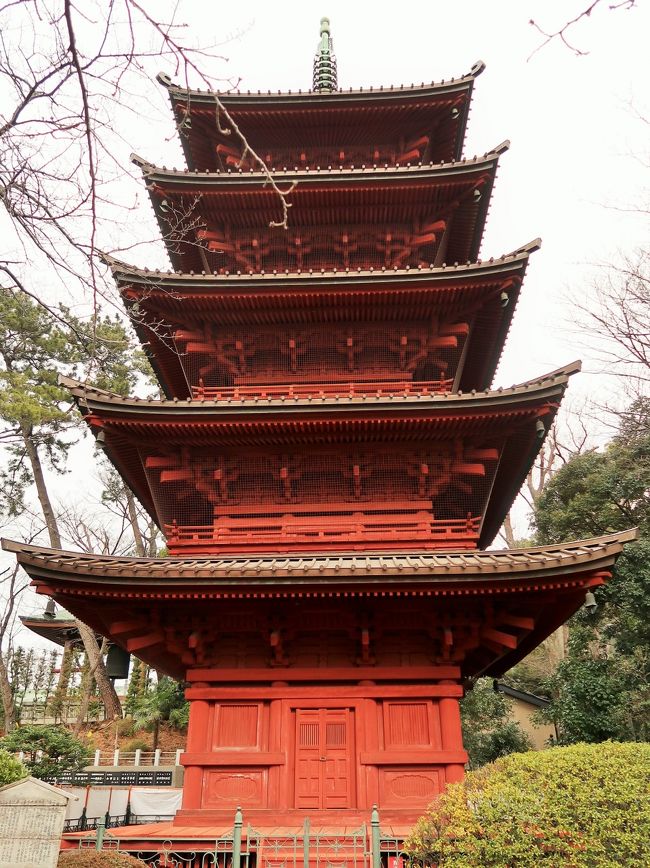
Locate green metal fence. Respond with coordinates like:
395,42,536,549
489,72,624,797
78,804,408,868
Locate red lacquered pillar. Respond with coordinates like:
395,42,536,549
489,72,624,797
181,698,211,810
439,687,465,784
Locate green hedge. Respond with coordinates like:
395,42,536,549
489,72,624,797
404,742,650,867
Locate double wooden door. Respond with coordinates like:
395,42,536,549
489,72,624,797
295,708,354,809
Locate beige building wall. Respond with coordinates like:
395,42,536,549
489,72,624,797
509,697,556,750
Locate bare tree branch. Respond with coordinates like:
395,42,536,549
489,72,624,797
529,0,636,59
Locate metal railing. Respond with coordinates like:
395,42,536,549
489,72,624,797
77,805,409,868
65,809,174,833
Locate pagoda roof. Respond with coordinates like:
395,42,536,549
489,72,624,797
157,62,485,171
3,529,637,679
19,613,81,647
60,362,579,548
61,362,578,419
136,146,506,273
109,241,539,399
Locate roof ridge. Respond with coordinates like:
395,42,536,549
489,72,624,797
108,241,540,281
155,62,486,99
58,362,580,409
131,148,504,179
1,528,639,565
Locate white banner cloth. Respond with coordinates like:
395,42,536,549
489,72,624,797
129,787,182,817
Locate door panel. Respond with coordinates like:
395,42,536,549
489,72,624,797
295,710,322,810
295,708,353,809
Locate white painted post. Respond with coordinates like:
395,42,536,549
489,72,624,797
134,749,141,766
94,750,101,766
154,749,161,767
113,749,120,766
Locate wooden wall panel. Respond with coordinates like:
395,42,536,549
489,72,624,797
214,703,259,748
385,702,430,747
379,768,443,809
203,769,266,807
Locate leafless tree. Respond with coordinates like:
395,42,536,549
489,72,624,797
577,249,650,395
0,564,28,730
529,0,638,58
59,476,161,558
97,465,161,557
0,0,296,339
499,418,592,548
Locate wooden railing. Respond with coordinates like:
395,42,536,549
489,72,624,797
165,510,480,553
191,378,453,401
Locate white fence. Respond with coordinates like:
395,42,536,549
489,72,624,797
17,748,184,767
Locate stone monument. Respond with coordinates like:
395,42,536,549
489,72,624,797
0,776,75,868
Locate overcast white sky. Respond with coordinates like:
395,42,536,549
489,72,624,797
5,0,650,630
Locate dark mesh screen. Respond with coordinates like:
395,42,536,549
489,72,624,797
141,442,499,554
172,320,466,399
197,220,446,274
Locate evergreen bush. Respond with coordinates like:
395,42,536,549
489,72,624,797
0,725,90,780
404,742,650,867
0,748,26,786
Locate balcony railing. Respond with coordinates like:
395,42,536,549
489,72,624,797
191,378,453,401
165,512,480,553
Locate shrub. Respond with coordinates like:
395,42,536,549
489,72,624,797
0,725,90,780
460,678,532,767
58,851,148,867
122,737,149,753
116,717,136,737
0,748,27,786
405,742,650,867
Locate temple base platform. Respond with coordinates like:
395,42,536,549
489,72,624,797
61,814,413,865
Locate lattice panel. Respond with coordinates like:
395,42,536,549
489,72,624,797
386,703,431,747
140,442,500,553
196,219,446,274
173,320,466,399
215,704,258,747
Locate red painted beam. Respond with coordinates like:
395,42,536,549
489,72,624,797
185,684,463,700
185,665,461,682
498,613,535,631
125,631,165,652
108,619,146,636
360,750,467,765
181,752,285,766
481,626,518,649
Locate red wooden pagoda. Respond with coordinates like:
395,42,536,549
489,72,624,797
3,20,635,836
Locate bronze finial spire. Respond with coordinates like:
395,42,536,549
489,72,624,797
313,17,337,92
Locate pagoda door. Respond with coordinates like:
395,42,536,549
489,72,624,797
295,708,354,809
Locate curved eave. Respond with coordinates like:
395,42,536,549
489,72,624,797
3,529,636,587
59,364,579,549
108,241,537,290
60,362,578,419
19,616,82,647
4,530,637,679
109,242,537,398
136,147,505,188
158,63,485,171
136,148,505,275
157,62,485,108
